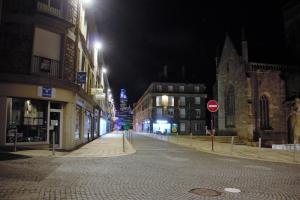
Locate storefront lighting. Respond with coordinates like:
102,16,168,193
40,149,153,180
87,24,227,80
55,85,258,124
156,120,168,124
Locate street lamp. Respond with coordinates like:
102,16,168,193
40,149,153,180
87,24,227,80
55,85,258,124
82,0,92,5
94,41,103,51
102,67,107,73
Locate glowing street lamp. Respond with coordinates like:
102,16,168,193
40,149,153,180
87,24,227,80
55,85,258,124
94,41,103,51
102,67,107,73
82,0,92,5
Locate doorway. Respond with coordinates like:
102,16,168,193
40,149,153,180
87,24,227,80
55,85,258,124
50,110,62,149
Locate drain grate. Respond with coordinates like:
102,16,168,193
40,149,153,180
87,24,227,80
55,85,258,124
189,188,221,197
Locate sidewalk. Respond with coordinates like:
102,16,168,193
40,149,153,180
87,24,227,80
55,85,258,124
6,132,135,158
137,132,300,164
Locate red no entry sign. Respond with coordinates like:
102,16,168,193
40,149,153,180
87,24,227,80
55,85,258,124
207,100,219,112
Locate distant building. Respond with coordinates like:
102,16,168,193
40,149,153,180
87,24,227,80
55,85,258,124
115,89,132,130
133,82,207,135
215,33,300,146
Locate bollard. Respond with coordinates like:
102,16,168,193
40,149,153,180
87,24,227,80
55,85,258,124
14,129,17,152
259,137,261,148
230,136,234,155
294,140,297,163
52,131,55,156
123,132,125,152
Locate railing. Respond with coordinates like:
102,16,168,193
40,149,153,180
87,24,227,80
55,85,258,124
31,55,61,79
37,1,76,25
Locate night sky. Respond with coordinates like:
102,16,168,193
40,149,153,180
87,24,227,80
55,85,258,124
94,0,289,108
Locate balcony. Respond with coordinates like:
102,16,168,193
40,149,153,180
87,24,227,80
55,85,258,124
31,55,61,79
36,0,76,25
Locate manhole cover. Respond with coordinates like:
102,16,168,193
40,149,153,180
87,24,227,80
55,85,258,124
190,188,221,196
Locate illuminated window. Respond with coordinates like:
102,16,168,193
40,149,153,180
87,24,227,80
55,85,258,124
168,96,174,106
156,96,162,106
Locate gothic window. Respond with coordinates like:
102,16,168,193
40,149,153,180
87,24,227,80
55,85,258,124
225,85,235,127
260,95,270,129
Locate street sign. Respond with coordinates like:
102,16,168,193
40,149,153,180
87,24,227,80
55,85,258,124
207,100,219,112
42,86,52,98
77,72,87,84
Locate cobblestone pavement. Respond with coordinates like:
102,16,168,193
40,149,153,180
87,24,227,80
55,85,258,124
0,134,300,200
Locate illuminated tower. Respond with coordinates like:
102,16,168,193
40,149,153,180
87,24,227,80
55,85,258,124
120,89,128,112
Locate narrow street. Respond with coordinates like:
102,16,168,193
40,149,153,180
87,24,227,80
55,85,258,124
0,134,299,200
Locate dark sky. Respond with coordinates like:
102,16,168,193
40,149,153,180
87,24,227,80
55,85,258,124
94,0,289,107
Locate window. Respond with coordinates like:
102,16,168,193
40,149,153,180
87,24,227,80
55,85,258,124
179,86,184,92
180,122,185,132
179,97,185,106
168,85,173,92
225,85,235,127
157,85,162,92
156,96,162,106
260,95,270,129
195,97,201,104
156,108,163,116
195,123,201,132
168,108,174,116
6,98,48,143
180,108,186,118
195,109,201,118
168,96,174,106
194,86,200,92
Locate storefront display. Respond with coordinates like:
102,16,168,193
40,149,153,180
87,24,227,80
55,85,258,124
6,98,48,143
75,106,82,139
84,111,91,141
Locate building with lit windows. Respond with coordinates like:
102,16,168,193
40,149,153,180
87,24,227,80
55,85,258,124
133,82,207,135
0,0,114,150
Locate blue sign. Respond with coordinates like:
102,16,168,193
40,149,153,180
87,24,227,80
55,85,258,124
77,72,87,84
42,87,52,97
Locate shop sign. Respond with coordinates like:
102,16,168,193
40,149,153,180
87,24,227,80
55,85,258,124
91,88,103,95
77,72,87,84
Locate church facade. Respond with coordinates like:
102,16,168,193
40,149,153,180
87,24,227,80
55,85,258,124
215,35,300,146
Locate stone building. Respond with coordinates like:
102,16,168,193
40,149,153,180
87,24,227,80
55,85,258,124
0,0,114,150
133,82,207,135
215,33,300,145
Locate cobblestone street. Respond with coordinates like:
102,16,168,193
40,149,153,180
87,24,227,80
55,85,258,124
0,134,300,200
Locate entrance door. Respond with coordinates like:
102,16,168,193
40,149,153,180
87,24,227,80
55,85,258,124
50,110,62,148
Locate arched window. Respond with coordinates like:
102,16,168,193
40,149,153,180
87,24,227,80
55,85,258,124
260,95,270,129
225,85,235,127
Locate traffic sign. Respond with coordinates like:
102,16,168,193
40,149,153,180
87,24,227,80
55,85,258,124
207,100,219,112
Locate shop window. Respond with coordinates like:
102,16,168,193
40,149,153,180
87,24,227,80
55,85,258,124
6,98,48,143
75,106,82,139
180,122,185,132
84,111,92,141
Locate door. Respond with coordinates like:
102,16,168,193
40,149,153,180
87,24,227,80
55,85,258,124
50,111,62,148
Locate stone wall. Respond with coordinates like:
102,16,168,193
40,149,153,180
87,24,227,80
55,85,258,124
64,37,76,82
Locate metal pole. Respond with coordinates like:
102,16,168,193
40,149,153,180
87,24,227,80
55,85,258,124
231,136,234,155
259,137,261,148
52,131,55,156
190,132,193,146
177,132,179,144
211,113,214,151
123,132,125,152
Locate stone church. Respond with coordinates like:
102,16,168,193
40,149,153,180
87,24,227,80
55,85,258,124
215,33,300,146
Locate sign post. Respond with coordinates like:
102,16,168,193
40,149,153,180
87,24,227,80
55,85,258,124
207,100,219,151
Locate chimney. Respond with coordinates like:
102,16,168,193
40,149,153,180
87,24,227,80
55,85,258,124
181,66,186,81
242,28,248,62
163,65,168,79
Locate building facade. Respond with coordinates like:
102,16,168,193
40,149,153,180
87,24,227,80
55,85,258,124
133,82,207,135
0,0,114,150
215,34,300,145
